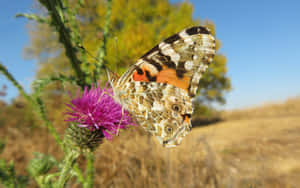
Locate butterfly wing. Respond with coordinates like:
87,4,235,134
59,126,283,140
111,26,216,146
116,81,193,147
117,26,216,98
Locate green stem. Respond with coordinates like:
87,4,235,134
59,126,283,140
95,0,112,78
34,175,47,188
16,13,49,24
33,172,59,188
35,96,64,150
57,150,80,188
84,152,95,188
45,172,60,183
0,63,31,102
38,0,86,88
72,164,85,185
0,62,64,150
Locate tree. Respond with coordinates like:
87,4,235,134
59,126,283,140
25,0,231,120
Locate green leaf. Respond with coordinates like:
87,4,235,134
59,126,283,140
16,13,49,24
27,152,57,177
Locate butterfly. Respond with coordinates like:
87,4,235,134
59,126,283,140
107,26,216,147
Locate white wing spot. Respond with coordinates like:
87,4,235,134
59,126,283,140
192,73,202,83
158,42,166,49
161,48,180,64
184,37,194,45
199,64,208,72
159,42,180,64
146,51,158,58
142,62,159,74
184,61,194,71
136,59,144,65
179,30,190,39
152,101,164,111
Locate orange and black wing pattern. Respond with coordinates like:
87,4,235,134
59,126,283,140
130,26,216,97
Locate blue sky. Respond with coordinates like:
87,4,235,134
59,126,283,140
187,0,300,109
0,2,35,101
1,0,300,109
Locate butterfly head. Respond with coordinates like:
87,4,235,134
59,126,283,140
106,68,120,88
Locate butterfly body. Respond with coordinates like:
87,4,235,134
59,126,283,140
108,26,215,147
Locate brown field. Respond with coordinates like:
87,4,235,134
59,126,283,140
1,97,300,187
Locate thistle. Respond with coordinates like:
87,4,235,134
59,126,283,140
65,83,135,151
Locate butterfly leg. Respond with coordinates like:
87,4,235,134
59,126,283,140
99,90,123,135
116,107,125,136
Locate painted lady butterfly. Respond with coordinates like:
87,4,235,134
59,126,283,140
107,26,216,147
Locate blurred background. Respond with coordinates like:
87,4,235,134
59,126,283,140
0,0,300,187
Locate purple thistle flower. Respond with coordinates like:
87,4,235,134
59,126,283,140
65,83,135,140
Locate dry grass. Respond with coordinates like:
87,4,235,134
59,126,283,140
222,96,300,120
1,97,300,187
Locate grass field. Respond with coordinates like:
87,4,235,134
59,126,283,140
1,97,300,187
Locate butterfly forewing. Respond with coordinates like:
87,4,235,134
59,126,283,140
117,26,216,98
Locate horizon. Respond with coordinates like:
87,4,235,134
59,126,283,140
1,0,300,110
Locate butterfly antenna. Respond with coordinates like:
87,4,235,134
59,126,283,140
114,37,118,72
78,45,114,79
79,45,102,64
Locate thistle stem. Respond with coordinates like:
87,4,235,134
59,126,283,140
37,0,86,88
95,0,112,78
0,62,64,150
0,62,31,102
84,152,95,188
72,164,85,185
57,150,80,188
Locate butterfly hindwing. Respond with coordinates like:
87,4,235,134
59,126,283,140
114,81,193,147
